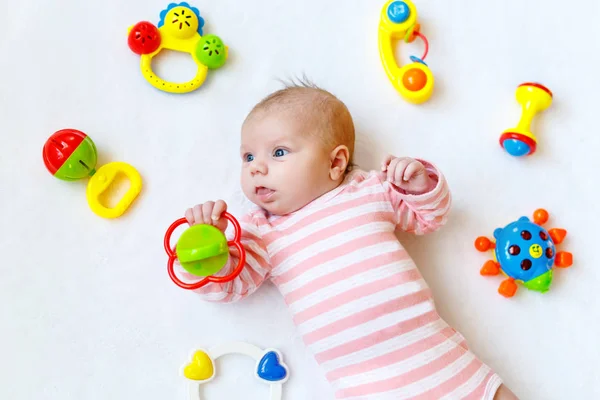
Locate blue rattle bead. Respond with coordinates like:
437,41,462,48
502,139,531,157
387,1,410,24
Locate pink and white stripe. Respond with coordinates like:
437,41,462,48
195,163,502,399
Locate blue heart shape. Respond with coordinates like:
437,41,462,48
257,351,287,382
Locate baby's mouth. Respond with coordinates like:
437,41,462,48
255,186,275,200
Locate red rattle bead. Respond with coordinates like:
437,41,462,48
43,129,97,180
128,21,161,55
164,212,246,290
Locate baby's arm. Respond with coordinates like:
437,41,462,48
495,384,519,399
380,156,451,234
183,201,271,303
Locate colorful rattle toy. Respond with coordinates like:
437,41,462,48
183,342,289,400
127,2,228,94
499,83,553,157
164,212,245,290
378,0,434,104
43,129,142,219
475,209,573,298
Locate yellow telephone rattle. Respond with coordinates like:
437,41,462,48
378,0,434,104
127,2,228,94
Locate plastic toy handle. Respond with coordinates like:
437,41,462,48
165,212,246,290
86,162,142,219
413,31,429,61
140,55,208,94
164,217,189,257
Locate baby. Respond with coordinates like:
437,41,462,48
184,83,517,399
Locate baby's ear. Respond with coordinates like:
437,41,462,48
329,145,350,181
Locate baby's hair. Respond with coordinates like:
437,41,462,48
246,76,355,172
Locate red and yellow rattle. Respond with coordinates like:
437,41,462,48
378,0,433,104
127,2,228,94
499,83,553,157
164,212,245,290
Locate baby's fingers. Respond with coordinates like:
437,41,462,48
381,155,396,171
186,202,226,227
184,208,195,225
213,201,229,232
390,158,411,183
192,204,205,225
394,161,408,183
403,160,425,181
386,158,401,182
212,200,227,221
201,201,216,225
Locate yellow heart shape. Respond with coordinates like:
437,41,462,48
184,350,215,381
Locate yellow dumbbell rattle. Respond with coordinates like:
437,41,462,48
127,2,228,94
378,0,434,104
499,83,553,157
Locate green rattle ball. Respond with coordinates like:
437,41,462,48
176,224,229,277
195,34,227,69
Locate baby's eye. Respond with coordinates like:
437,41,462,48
273,148,289,158
244,153,254,162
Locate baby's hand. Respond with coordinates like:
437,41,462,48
184,200,229,232
381,156,434,194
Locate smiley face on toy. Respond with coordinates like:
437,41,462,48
529,243,543,258
164,212,246,290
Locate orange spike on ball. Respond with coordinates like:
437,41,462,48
475,237,492,252
499,278,518,298
533,209,549,225
555,251,573,268
480,260,500,276
549,228,567,245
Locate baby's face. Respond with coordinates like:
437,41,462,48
240,110,334,215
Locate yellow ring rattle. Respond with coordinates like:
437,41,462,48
182,343,289,400
378,0,434,104
127,2,228,94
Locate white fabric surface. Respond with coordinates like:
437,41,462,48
1,0,599,399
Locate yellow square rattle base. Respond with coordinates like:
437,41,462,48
127,2,228,94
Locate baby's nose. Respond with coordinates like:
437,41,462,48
251,160,267,174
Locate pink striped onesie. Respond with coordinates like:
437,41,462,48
196,162,502,399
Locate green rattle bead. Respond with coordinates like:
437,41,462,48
175,224,229,277
195,34,227,69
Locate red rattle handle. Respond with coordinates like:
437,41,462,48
413,31,429,61
164,212,246,290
